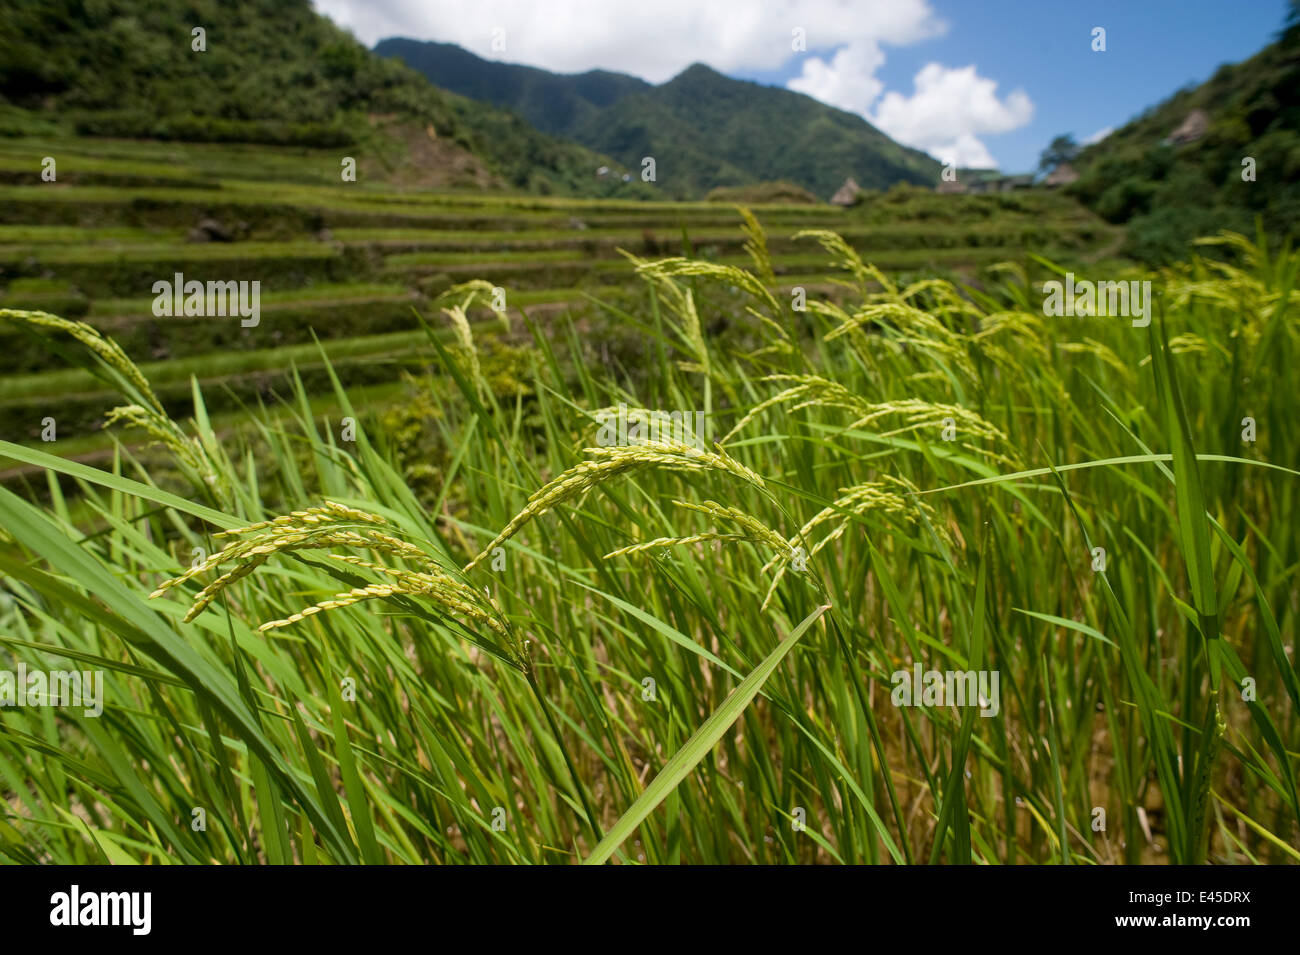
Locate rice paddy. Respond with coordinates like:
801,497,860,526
0,132,1292,866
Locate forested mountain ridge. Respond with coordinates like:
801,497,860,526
375,38,942,199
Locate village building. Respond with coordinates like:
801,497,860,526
1166,108,1210,145
963,172,1034,194
830,176,862,206
1043,161,1080,187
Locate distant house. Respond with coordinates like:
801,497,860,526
963,171,1033,194
1167,109,1210,145
961,169,1003,194
1043,161,1079,187
596,165,611,178
830,177,862,206
935,180,967,194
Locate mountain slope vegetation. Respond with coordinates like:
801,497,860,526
375,38,942,199
0,0,643,196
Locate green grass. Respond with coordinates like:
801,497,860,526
0,221,1294,865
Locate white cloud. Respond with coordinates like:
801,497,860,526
314,0,944,84
1083,125,1113,145
787,41,887,116
868,63,1034,168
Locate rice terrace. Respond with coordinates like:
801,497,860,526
0,0,1298,888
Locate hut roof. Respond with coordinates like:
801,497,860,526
1168,109,1210,144
829,177,862,206
1044,162,1079,186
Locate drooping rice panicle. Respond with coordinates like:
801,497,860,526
631,255,782,319
605,533,748,558
720,374,1010,458
578,405,711,451
606,499,792,563
793,229,880,290
443,302,484,393
0,309,164,414
465,441,767,572
758,475,944,610
738,206,777,287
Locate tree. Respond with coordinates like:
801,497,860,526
1282,0,1300,47
1039,134,1080,172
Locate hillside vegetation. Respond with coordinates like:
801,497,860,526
376,39,942,200
0,0,640,197
1070,14,1300,262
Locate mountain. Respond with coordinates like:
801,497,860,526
372,39,653,134
1067,9,1300,262
374,38,942,199
0,0,643,197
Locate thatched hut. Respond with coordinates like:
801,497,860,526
1044,161,1080,187
829,177,862,207
1168,109,1209,145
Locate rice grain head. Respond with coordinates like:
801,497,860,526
721,374,1011,460
605,499,791,562
465,441,767,572
759,474,945,610
150,502,510,649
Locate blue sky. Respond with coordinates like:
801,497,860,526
742,0,1291,171
322,0,1291,173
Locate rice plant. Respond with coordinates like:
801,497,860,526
0,217,1295,865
